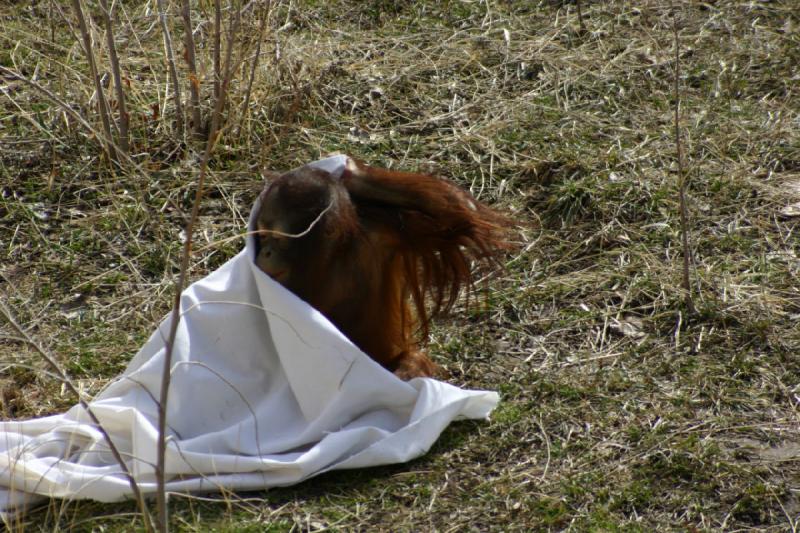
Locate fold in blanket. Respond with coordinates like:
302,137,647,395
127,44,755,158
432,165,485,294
0,154,499,514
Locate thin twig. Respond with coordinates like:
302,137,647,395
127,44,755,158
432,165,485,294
213,0,222,101
0,299,154,533
49,0,56,55
98,0,129,154
237,0,272,139
180,0,202,138
575,0,586,34
156,0,185,141
672,4,696,315
154,5,243,531
70,0,117,161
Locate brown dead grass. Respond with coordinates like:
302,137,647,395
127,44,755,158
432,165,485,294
1,0,799,530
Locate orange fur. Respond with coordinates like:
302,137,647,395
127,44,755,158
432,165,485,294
255,159,511,379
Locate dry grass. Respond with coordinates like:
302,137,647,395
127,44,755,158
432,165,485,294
2,0,799,530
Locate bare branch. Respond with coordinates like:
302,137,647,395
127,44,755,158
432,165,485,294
237,0,272,139
672,4,696,315
98,0,130,154
180,0,202,138
155,4,244,531
155,0,185,141
70,0,117,161
575,0,586,34
213,0,222,101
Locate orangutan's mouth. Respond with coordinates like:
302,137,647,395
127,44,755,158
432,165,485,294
268,270,288,282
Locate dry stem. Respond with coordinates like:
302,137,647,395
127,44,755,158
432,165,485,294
575,0,586,34
98,0,130,155
238,0,272,139
213,0,222,101
673,5,696,315
154,5,242,531
180,0,202,138
70,0,117,161
156,0,185,141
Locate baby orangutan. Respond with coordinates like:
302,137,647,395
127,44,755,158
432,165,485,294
254,157,510,380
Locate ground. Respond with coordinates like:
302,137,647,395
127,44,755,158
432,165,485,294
1,0,799,531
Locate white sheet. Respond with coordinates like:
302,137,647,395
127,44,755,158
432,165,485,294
0,155,499,514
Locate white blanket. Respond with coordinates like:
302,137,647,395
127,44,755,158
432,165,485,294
0,155,498,514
